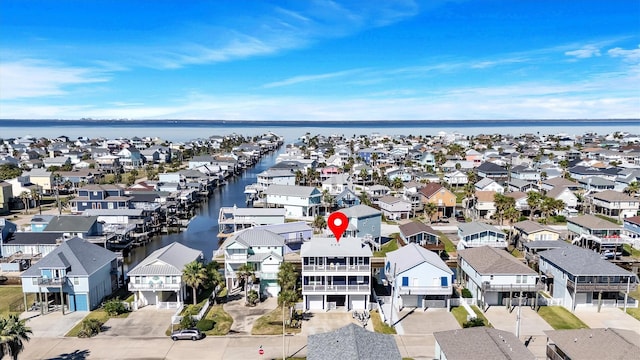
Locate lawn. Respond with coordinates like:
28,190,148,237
0,286,34,315
373,238,399,257
623,244,640,259
203,305,233,336
438,232,457,253
370,310,396,334
537,306,589,330
623,286,640,320
451,305,491,327
65,308,128,337
251,308,302,335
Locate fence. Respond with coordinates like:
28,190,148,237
171,299,211,324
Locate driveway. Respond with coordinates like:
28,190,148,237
394,307,460,335
21,310,88,337
98,306,174,337
573,307,640,333
223,294,277,334
484,306,553,360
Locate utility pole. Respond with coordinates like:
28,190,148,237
388,263,397,326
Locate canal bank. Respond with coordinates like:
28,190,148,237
123,148,283,270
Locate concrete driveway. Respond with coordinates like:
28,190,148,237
98,306,174,337
21,310,88,337
574,307,640,333
394,307,460,335
223,294,277,334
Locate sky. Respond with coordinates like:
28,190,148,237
0,0,639,121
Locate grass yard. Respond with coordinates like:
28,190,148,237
451,305,491,327
625,307,640,321
537,306,589,330
623,244,640,259
373,238,399,257
370,310,396,334
251,308,302,335
203,305,233,336
65,309,127,337
0,286,34,315
438,232,457,254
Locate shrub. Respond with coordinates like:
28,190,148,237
463,317,485,328
246,290,259,306
461,288,472,298
103,298,128,316
196,319,215,332
552,215,566,223
77,318,103,338
182,304,202,316
180,315,196,329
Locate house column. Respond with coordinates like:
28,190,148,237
60,286,65,315
134,292,138,310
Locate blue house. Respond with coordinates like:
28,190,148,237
335,188,361,208
623,216,640,239
0,218,17,258
21,237,119,313
338,204,382,241
72,184,132,212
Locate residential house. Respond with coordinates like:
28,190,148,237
217,207,286,234
253,221,313,245
513,220,560,243
434,327,535,360
27,169,53,195
264,184,321,218
541,177,580,192
589,190,639,219
338,204,382,241
127,242,203,309
538,245,638,311
1,232,60,259
458,246,540,308
546,186,579,215
465,149,483,167
398,221,443,252
117,147,143,169
510,165,540,182
504,191,529,213
385,243,453,309
522,240,571,268
419,183,456,220
42,215,103,240
545,328,640,360
301,237,372,311
444,170,468,187
321,173,352,196
578,176,616,192
72,184,132,212
42,156,71,169
377,196,412,221
474,177,504,193
476,162,508,182
21,237,119,312
94,155,120,173
473,191,496,220
219,228,285,297
307,323,401,360
256,168,297,189
457,222,507,250
0,219,17,257
334,188,360,208
567,214,628,254
506,178,537,193
623,215,640,239
366,185,391,201
0,181,12,214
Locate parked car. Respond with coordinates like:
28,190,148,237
171,328,205,341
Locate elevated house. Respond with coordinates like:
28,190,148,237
472,191,496,220
589,190,639,220
398,221,443,252
545,328,640,360
457,246,541,309
127,242,203,310
476,162,508,183
338,204,382,242
457,222,507,250
71,184,132,212
578,176,615,192
541,177,580,192
513,220,560,243
263,184,321,218
418,183,456,220
566,214,628,255
253,221,313,245
21,237,119,312
0,218,17,257
385,243,453,309
522,240,571,268
301,237,372,311
474,178,504,193
623,215,640,240
1,232,60,259
217,206,285,235
434,327,535,360
334,188,360,208
546,186,579,215
377,195,412,221
538,245,638,311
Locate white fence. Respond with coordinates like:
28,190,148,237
171,299,211,324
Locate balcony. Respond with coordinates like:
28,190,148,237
38,277,66,287
302,264,371,273
302,284,371,294
128,282,182,291
256,271,278,280
566,279,638,292
461,240,507,248
481,283,544,292
398,285,452,296
225,254,248,262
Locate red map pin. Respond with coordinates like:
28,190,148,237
328,212,348,242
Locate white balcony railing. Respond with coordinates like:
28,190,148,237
302,284,371,294
302,264,371,273
128,282,182,291
461,240,507,248
398,285,452,296
257,271,279,280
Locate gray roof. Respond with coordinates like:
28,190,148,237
433,327,535,360
386,243,452,275
307,323,401,360
475,177,497,188
301,237,372,257
522,240,570,250
5,232,61,245
127,242,203,276
82,209,144,217
226,228,286,248
544,328,640,360
22,237,116,277
255,221,312,234
339,204,381,218
539,245,637,276
458,221,502,236
264,184,319,197
592,189,636,202
233,207,286,216
458,246,537,275
567,214,620,230
43,215,98,232
398,221,438,238
513,220,559,235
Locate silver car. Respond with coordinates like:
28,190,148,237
171,328,204,341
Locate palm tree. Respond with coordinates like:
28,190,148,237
526,191,542,220
0,314,32,360
235,264,255,306
313,214,327,233
424,202,437,223
278,262,299,327
19,191,30,215
624,181,639,198
392,177,404,191
462,183,475,218
30,187,41,215
322,190,334,214
359,168,368,187
182,261,208,305
493,193,514,226
504,206,521,246
206,262,225,302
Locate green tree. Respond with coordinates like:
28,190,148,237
19,191,30,215
424,202,437,223
103,298,127,316
278,261,299,326
359,168,368,187
0,314,32,360
77,318,102,338
206,262,225,301
235,264,255,306
526,191,542,220
624,181,639,197
392,177,404,191
504,206,521,245
313,215,327,232
493,193,515,226
182,261,208,305
0,164,22,181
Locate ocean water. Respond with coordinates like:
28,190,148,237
1,119,638,143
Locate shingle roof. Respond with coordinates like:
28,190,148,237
624,215,640,226
339,204,381,218
567,214,620,230
539,245,636,276
398,221,438,238
307,323,401,360
513,220,559,235
433,327,535,360
43,215,98,232
301,237,372,257
544,328,640,360
458,246,537,275
419,182,446,198
4,232,61,245
127,242,203,276
458,221,502,236
474,190,496,202
22,237,116,277
477,162,508,174
592,189,636,202
522,240,571,250
386,243,452,274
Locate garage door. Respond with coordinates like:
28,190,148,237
349,295,366,310
73,294,89,311
307,295,324,310
402,295,420,308
575,293,587,305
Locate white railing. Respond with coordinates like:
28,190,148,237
302,264,371,272
128,282,181,291
302,284,371,293
450,298,475,306
462,240,507,248
257,271,278,280
398,285,452,295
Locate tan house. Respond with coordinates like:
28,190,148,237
27,169,53,195
0,181,13,214
419,183,456,219
513,220,560,242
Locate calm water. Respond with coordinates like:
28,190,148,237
123,148,282,270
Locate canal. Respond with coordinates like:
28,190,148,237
124,148,283,269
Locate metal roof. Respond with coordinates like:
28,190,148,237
301,237,372,258
127,242,203,276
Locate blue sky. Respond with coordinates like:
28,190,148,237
1,0,638,120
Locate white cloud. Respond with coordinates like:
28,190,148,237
608,45,640,62
0,60,109,99
565,45,601,59
262,69,364,88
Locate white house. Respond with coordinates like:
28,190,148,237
321,173,353,196
377,195,412,221
474,178,504,193
444,170,468,187
589,190,639,220
384,243,453,310
457,222,507,250
264,184,322,218
457,246,541,309
127,242,203,309
301,237,372,311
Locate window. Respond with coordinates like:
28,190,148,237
402,277,409,286
32,278,38,285
516,275,522,284
74,277,79,285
